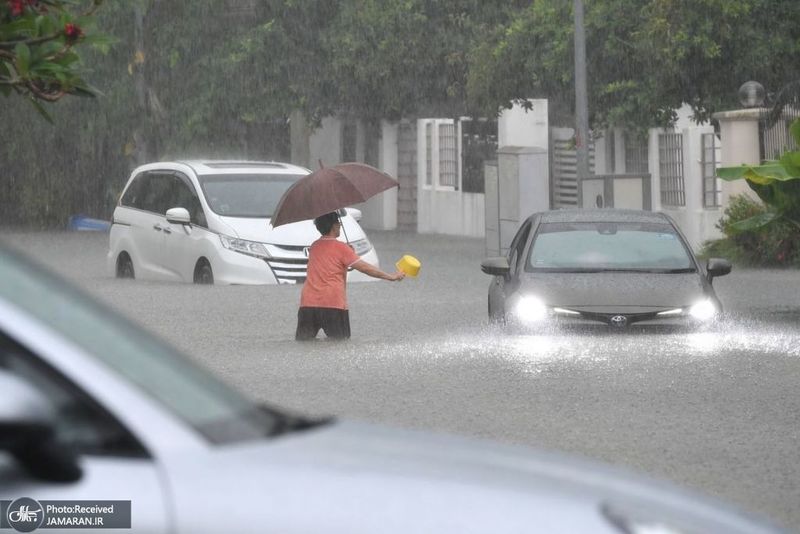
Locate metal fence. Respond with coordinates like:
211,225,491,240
701,133,722,208
760,107,800,161
550,135,595,208
658,132,685,207
461,118,497,193
438,122,459,189
624,131,649,173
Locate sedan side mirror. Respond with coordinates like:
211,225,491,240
481,257,510,276
706,258,732,282
0,370,82,483
166,207,191,225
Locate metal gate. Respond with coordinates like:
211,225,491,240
550,133,595,208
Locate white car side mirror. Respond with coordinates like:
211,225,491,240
345,207,362,221
166,207,191,225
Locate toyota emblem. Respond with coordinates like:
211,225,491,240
610,315,628,327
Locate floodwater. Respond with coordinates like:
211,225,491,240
3,229,800,531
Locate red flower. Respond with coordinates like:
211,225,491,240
64,23,83,42
8,0,24,16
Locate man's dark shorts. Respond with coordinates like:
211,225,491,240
296,307,351,340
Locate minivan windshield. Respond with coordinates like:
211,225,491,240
526,221,695,273
199,173,302,218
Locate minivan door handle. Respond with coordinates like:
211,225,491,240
153,224,163,232
162,226,172,234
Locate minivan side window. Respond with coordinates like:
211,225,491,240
120,173,148,210
139,173,174,215
171,174,207,228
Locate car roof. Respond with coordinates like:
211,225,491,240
535,209,669,225
170,160,310,176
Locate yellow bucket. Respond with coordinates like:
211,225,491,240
396,255,421,277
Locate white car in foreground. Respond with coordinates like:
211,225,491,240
0,244,785,534
107,160,379,284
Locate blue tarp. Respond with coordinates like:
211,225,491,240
67,215,111,232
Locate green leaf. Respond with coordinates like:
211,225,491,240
28,97,53,124
14,43,31,77
717,163,795,185
791,118,800,147
778,150,800,177
728,210,780,234
69,84,100,98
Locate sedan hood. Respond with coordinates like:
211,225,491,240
519,271,706,312
163,421,778,534
216,215,365,246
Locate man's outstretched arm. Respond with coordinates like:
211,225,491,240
351,260,405,281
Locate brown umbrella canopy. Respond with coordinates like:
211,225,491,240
271,162,399,228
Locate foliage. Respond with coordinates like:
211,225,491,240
0,0,113,120
717,118,800,233
702,195,800,267
3,0,800,227
466,0,800,130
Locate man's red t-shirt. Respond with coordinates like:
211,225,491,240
300,237,361,310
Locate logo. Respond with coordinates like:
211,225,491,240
7,498,44,533
610,315,628,328
303,246,310,258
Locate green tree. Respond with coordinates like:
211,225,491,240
0,0,112,120
466,0,800,129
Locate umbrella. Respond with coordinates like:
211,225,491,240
271,162,399,228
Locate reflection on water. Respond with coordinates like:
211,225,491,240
348,317,800,372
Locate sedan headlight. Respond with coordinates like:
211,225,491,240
349,238,372,256
220,234,271,259
689,299,717,321
514,296,548,323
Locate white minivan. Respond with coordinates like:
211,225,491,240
107,160,379,284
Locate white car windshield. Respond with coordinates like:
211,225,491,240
199,173,301,217
527,221,695,273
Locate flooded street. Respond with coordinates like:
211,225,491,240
3,229,800,531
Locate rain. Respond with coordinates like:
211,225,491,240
2,1,800,532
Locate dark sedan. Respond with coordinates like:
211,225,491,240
481,209,732,329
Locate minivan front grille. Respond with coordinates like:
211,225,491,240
266,257,308,284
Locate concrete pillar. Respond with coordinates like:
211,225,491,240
712,108,763,206
496,147,549,254
498,99,549,148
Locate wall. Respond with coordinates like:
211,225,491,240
648,124,724,251
713,108,762,207
355,121,398,230
416,118,486,237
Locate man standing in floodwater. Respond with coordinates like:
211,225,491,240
295,212,405,340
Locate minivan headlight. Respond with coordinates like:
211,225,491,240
349,238,372,256
689,299,716,321
220,234,271,259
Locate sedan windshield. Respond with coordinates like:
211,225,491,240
199,173,302,217
526,221,695,273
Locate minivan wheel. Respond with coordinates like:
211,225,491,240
194,260,214,284
116,253,135,279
